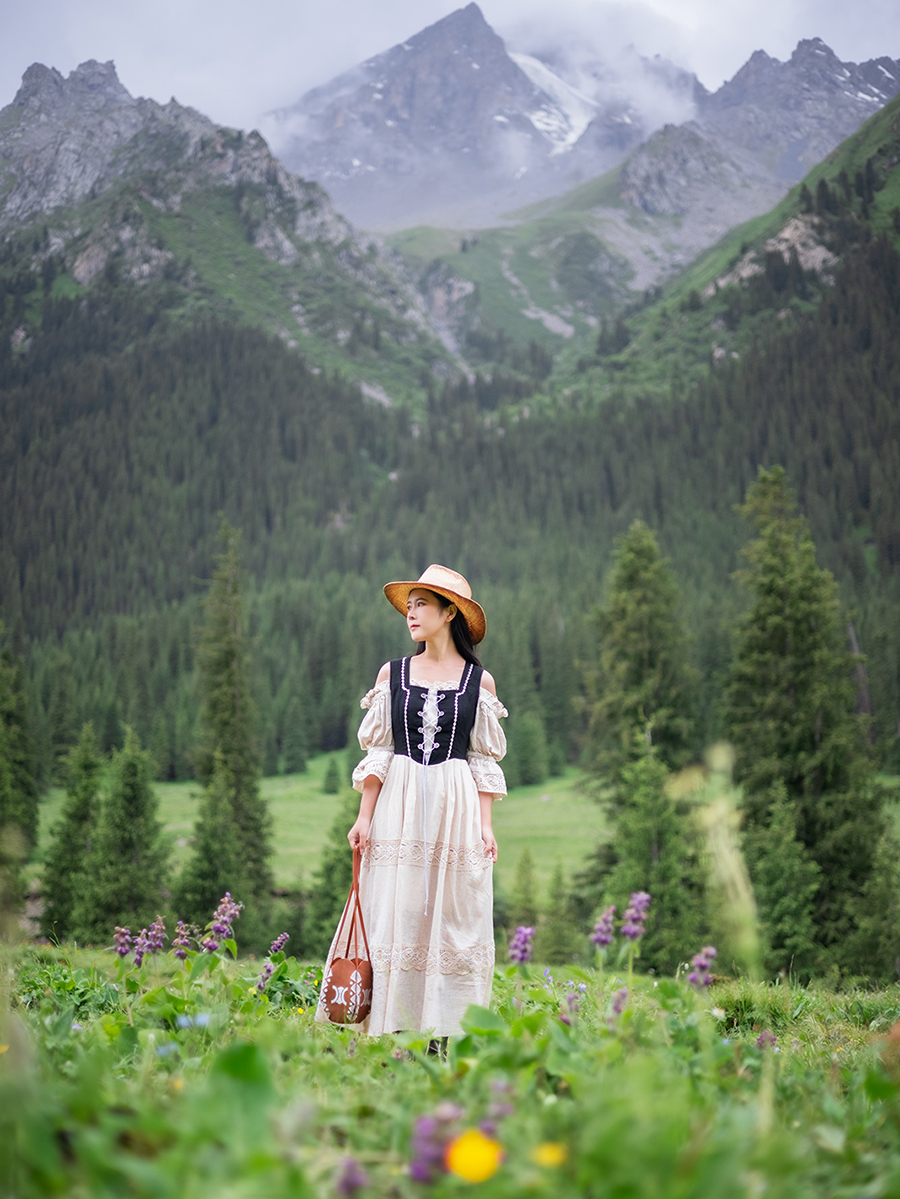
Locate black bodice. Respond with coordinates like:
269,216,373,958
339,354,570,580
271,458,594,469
390,656,483,765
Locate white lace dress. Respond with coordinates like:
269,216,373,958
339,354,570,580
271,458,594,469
316,677,508,1036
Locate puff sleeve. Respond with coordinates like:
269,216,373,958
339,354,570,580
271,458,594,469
350,681,394,793
467,689,509,799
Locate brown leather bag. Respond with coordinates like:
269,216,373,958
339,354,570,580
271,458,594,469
324,847,373,1024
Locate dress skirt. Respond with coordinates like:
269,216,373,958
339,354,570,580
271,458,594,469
318,756,495,1037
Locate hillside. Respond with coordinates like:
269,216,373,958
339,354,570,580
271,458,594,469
3,77,900,788
0,59,457,406
388,64,900,370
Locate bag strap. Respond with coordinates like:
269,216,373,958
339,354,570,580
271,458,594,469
333,847,371,962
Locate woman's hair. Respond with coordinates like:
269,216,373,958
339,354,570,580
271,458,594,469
412,590,482,667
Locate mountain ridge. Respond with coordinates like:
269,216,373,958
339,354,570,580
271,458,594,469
268,7,900,232
0,58,460,403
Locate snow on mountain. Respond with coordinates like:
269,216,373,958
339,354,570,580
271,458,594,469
508,52,598,153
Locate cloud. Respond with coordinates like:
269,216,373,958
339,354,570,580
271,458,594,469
0,0,898,131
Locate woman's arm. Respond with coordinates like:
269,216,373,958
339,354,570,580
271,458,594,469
348,775,383,855
479,790,498,862
347,661,392,854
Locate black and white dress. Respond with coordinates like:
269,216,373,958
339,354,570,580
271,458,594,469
316,656,508,1036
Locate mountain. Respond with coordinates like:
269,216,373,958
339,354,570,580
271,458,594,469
268,6,900,235
698,38,900,179
381,36,900,358
266,3,702,228
5,82,900,779
0,59,457,402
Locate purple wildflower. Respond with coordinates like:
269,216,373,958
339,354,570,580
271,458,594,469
621,892,651,941
113,927,132,958
409,1103,462,1183
270,931,290,955
172,921,192,961
256,960,275,994
133,927,150,968
508,925,535,965
147,915,166,956
559,991,580,1027
687,945,718,989
591,905,616,947
756,1030,777,1050
335,1157,369,1196
209,892,243,939
607,986,629,1029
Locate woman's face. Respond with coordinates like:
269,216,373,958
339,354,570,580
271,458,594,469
406,589,455,643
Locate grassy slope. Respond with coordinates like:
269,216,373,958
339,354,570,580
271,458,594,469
549,92,900,397
8,175,450,410
390,94,900,404
28,757,601,898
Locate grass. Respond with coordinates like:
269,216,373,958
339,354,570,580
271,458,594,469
28,758,600,896
9,935,900,1197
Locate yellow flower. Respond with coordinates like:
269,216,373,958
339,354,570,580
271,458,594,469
0,1045,9,1055
445,1129,503,1182
532,1142,568,1167
170,1078,184,1092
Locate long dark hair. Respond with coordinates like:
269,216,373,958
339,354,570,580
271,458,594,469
412,590,482,667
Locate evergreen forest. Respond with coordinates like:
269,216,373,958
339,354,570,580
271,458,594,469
2,85,900,975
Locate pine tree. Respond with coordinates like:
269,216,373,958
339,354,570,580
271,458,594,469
513,711,549,786
174,750,243,932
72,727,169,944
323,758,340,794
47,651,79,784
177,520,274,942
282,696,307,774
508,847,540,930
727,466,883,968
41,723,103,941
305,791,359,957
594,748,705,974
741,787,821,978
0,631,39,850
582,520,697,781
535,860,578,965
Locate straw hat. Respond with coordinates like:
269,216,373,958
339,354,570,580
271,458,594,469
383,564,487,644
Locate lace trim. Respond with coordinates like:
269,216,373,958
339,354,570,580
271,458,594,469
467,753,507,798
479,692,509,720
370,942,495,976
360,680,390,710
359,680,506,715
352,748,394,791
366,838,492,870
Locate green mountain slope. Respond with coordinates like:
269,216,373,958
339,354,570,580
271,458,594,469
0,61,455,408
4,78,900,785
392,94,900,402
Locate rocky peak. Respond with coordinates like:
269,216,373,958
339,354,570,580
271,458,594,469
13,59,136,115
697,39,900,180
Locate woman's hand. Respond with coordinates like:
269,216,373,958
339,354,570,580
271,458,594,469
479,791,498,862
348,816,371,855
481,827,498,862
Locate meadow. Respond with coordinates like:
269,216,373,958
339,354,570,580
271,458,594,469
26,758,601,899
6,903,900,1197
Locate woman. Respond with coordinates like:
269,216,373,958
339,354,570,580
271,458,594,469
316,564,508,1036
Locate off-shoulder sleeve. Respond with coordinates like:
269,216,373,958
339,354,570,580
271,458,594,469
351,680,394,792
467,689,509,799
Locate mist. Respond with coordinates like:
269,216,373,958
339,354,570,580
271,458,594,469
0,0,898,136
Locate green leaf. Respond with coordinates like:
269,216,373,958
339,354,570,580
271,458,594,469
864,1070,899,1101
188,953,211,984
224,938,238,959
460,1005,507,1035
212,1042,272,1090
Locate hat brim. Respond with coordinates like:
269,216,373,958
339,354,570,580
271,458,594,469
383,581,486,644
